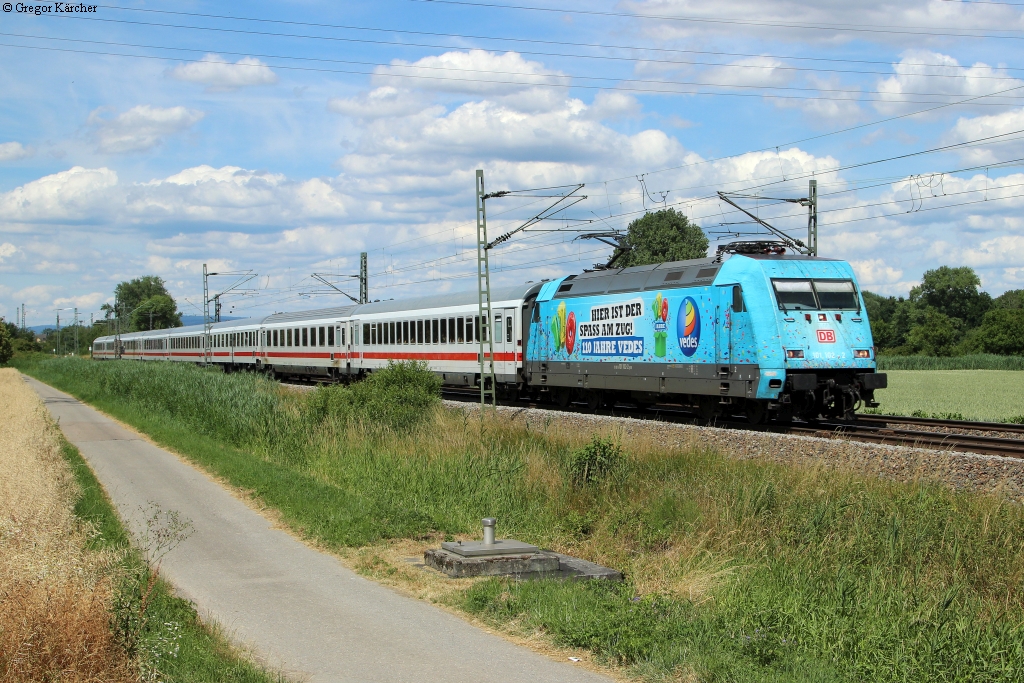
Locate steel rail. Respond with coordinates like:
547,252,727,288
439,388,1024,459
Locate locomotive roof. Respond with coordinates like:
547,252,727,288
552,257,721,299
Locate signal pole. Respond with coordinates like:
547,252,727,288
74,307,79,356
360,252,368,304
203,263,211,363
807,179,818,257
476,169,497,412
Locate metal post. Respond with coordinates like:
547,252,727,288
482,518,496,545
203,263,211,364
74,307,78,356
359,252,368,304
56,313,60,356
214,295,222,322
807,179,818,257
475,170,497,411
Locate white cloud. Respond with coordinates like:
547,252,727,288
875,50,1024,115
89,105,205,154
0,166,120,222
0,243,18,262
0,142,32,162
0,165,349,226
328,87,435,121
169,55,278,91
943,107,1024,165
626,0,1024,46
704,56,792,89
372,50,570,95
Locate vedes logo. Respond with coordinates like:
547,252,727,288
817,329,836,343
677,297,701,356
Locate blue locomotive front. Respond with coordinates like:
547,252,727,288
524,251,886,422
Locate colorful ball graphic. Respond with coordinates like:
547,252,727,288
677,297,701,357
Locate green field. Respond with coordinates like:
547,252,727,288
872,370,1024,422
14,358,1024,683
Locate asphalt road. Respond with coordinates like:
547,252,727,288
25,376,611,683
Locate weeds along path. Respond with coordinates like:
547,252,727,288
0,368,134,682
21,374,612,683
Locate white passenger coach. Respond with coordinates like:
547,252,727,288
92,284,539,388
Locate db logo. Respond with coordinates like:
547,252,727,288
817,329,836,343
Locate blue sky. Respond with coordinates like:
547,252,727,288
4,0,1024,325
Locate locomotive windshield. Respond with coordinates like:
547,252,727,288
772,278,859,311
772,279,817,310
813,280,859,310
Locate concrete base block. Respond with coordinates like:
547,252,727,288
424,548,560,578
424,548,622,582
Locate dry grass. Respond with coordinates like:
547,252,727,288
0,368,134,682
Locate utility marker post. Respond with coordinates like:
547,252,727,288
807,179,818,257
475,170,498,412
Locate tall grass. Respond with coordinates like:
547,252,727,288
877,354,1024,370
19,358,1024,683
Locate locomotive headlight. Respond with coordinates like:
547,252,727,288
786,349,804,359
854,349,871,358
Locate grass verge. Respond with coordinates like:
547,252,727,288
15,357,1024,683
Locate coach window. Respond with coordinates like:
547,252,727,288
506,315,513,343
415,320,422,344
327,326,335,346
363,324,370,346
318,327,325,346
455,317,464,343
432,319,439,344
440,318,447,343
300,328,307,347
471,317,478,343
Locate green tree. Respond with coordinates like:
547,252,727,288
965,308,1024,355
130,294,181,331
616,208,709,267
993,289,1024,310
909,266,992,328
0,321,12,364
113,276,182,331
906,309,962,356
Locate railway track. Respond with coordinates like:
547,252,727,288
442,389,1024,460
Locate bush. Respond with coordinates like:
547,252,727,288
567,437,623,486
305,361,442,433
0,323,11,364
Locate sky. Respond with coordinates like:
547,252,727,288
4,0,1024,326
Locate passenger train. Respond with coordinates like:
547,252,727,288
92,246,887,423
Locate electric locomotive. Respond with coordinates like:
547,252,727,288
524,244,886,422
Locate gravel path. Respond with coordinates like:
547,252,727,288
448,401,1024,503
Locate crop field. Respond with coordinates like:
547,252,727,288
14,357,1024,683
871,369,1024,422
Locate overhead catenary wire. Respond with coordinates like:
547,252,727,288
11,38,1024,104
418,0,1024,41
49,5,1024,76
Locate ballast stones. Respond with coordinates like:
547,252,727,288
424,518,621,581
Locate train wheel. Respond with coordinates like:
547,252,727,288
585,391,603,413
745,400,767,425
698,396,719,422
553,387,572,408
